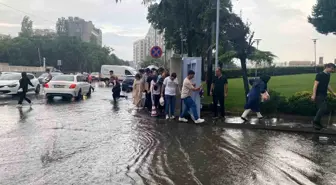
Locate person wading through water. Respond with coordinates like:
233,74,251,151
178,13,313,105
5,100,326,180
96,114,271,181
311,63,336,130
240,75,271,122
17,72,34,108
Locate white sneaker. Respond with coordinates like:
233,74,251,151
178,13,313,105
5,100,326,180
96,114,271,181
166,115,170,120
194,118,205,124
170,115,175,120
178,117,188,122
29,103,32,107
16,104,22,108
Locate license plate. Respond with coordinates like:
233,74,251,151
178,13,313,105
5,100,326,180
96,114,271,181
54,85,65,88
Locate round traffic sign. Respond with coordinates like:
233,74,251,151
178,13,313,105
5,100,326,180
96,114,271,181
150,46,163,58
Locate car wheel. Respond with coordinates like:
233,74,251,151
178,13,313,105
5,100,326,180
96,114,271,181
75,89,82,101
35,84,41,95
86,87,92,97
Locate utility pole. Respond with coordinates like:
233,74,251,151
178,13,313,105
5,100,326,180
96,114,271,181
207,22,215,95
214,0,220,69
254,38,262,77
37,48,42,67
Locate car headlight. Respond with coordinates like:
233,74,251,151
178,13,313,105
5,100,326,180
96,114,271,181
7,84,18,87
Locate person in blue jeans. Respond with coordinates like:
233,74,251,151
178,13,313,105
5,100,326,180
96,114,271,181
179,70,205,124
162,72,179,119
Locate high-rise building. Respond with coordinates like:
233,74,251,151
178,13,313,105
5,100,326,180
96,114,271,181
145,26,165,56
67,17,102,46
133,38,147,68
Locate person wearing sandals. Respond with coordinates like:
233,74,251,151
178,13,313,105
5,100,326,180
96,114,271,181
241,75,271,122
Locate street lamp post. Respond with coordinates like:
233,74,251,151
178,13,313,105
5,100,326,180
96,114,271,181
312,39,317,66
214,0,220,69
254,39,261,77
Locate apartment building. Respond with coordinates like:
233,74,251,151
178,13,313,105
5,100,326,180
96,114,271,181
133,38,147,68
67,17,102,46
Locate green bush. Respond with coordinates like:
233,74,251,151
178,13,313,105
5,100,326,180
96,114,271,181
260,90,288,114
287,91,336,116
223,66,324,79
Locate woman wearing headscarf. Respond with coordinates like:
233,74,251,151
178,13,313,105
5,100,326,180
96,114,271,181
241,75,271,121
17,72,34,107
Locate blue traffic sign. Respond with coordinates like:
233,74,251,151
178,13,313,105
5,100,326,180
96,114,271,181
150,46,163,58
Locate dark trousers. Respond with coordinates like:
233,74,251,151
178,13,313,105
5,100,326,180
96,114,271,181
213,94,225,117
145,92,152,111
18,91,31,105
313,95,327,123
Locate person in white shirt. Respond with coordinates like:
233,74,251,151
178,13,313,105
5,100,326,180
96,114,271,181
179,70,205,124
162,72,179,119
150,75,161,115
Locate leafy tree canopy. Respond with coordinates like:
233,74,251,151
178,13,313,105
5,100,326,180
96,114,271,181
0,16,128,72
308,0,336,35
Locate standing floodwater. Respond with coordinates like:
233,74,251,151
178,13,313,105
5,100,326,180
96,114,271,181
0,87,335,185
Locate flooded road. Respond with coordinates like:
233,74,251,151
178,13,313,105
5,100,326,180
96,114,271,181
0,86,336,185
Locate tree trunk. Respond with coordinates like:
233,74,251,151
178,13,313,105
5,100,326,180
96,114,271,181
240,56,249,102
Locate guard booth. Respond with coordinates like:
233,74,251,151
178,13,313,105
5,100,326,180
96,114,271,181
181,57,202,120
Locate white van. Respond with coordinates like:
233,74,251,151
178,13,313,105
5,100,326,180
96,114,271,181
100,65,137,84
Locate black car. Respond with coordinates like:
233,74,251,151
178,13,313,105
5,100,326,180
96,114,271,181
122,75,135,92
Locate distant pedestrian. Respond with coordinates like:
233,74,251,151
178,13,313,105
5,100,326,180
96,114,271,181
241,75,271,122
132,73,143,109
45,68,52,84
112,76,121,102
162,72,179,119
311,63,336,130
210,67,228,118
17,72,34,108
179,70,205,124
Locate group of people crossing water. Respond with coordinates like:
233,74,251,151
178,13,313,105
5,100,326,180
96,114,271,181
108,63,336,129
130,67,205,123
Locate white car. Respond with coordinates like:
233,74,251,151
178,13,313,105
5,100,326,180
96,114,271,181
0,72,40,95
44,74,92,100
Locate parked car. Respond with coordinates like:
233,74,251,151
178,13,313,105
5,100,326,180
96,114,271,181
44,74,92,100
38,72,63,84
0,72,40,95
121,75,135,92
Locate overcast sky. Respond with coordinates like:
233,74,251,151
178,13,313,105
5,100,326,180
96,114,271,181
0,0,335,63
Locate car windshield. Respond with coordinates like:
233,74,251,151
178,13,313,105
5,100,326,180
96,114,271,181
0,73,21,80
91,72,99,75
51,75,74,82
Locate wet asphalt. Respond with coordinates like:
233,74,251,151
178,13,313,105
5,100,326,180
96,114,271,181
0,85,336,185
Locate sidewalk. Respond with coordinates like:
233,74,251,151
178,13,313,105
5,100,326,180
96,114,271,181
206,115,336,135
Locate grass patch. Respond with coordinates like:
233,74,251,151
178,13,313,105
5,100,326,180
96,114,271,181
202,73,336,112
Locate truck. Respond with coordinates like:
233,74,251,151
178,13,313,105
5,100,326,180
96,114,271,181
100,65,137,85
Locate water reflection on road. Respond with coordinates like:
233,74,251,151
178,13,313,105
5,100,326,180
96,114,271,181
0,87,335,185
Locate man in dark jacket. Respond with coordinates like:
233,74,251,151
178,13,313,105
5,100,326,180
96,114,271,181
17,72,34,107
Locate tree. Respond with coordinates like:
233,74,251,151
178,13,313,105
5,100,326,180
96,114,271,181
56,17,69,36
19,16,33,37
308,0,336,35
140,56,164,68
